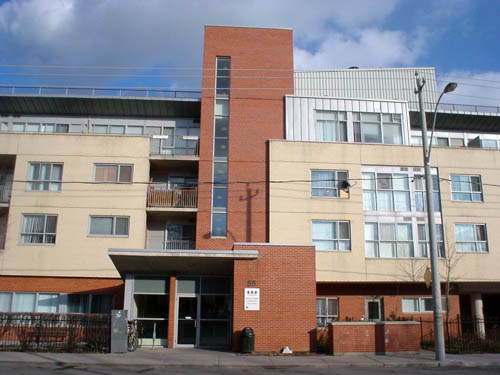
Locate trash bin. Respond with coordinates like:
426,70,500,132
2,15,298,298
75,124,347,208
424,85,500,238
241,327,255,353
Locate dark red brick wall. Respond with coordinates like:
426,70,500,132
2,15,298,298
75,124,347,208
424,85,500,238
196,26,294,250
0,275,124,308
328,322,421,355
232,243,316,352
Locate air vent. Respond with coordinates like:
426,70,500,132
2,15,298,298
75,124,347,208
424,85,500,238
417,217,425,222
403,217,412,222
400,167,408,171
413,167,422,172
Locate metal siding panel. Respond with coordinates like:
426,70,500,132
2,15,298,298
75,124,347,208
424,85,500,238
373,101,381,113
381,101,388,113
292,97,301,141
352,100,360,112
366,101,374,112
323,98,331,111
308,97,315,141
285,97,294,140
360,101,367,112
345,99,352,112
300,98,309,141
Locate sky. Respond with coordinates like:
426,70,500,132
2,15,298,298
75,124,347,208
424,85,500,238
0,0,499,107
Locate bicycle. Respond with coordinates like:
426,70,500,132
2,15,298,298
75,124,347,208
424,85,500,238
127,320,139,352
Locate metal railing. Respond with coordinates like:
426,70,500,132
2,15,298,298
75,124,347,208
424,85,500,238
150,136,199,156
163,239,195,250
0,182,12,203
147,186,198,208
420,315,500,353
407,101,500,114
0,84,201,99
0,313,110,352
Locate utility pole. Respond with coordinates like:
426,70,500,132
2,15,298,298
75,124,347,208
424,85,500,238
415,72,446,361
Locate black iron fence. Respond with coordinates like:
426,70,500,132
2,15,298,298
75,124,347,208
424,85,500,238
420,315,500,353
0,312,110,352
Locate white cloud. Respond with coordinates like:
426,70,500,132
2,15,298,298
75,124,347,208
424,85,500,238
294,28,428,70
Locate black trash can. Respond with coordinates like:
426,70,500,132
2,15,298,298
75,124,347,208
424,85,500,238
241,327,255,353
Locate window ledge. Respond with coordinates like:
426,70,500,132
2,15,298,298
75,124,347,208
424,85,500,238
87,235,129,238
316,249,351,253
17,243,56,246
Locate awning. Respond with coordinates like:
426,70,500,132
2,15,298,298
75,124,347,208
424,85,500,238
108,248,258,277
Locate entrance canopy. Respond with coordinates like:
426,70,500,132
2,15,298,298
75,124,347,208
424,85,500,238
108,248,258,276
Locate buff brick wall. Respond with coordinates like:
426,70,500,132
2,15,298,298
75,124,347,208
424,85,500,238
0,276,124,309
196,26,294,250
232,243,316,352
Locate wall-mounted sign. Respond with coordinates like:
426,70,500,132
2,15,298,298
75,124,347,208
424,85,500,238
244,288,260,311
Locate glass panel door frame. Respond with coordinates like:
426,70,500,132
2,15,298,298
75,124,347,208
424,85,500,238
365,297,384,321
175,293,200,347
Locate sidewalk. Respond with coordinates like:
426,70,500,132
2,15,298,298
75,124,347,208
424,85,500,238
1,349,500,368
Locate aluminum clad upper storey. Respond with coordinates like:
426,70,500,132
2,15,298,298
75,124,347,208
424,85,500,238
0,88,201,118
294,67,438,111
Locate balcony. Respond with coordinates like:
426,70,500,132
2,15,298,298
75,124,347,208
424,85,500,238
0,181,12,204
0,233,4,250
163,239,195,250
147,186,197,209
150,135,199,157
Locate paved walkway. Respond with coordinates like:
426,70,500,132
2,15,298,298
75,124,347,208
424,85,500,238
0,349,500,368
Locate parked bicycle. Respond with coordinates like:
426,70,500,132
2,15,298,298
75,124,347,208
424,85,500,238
127,320,139,352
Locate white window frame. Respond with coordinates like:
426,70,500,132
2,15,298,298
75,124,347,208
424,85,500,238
88,215,130,237
316,297,339,327
455,223,488,253
314,111,348,142
93,164,133,184
451,174,483,202
26,162,63,191
353,112,403,145
19,214,57,245
312,220,351,251
311,170,349,198
402,297,447,314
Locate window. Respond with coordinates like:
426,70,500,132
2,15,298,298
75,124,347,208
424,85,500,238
67,294,113,314
362,172,411,212
316,298,338,327
0,292,59,312
451,175,483,202
455,224,488,252
414,175,441,212
315,111,347,142
20,214,57,244
94,164,133,183
27,162,63,191
312,221,351,251
366,298,383,321
402,297,447,313
365,222,413,258
311,170,348,198
417,224,445,257
354,112,403,145
89,216,129,236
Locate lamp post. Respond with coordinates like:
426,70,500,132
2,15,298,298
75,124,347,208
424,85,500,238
415,73,457,361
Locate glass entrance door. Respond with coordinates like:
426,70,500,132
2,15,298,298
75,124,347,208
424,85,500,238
177,296,197,345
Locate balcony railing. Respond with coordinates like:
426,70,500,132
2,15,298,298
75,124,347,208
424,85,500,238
150,135,199,156
0,182,12,203
163,239,195,250
147,186,197,208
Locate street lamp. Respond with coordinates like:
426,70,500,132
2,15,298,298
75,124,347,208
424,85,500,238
415,73,457,362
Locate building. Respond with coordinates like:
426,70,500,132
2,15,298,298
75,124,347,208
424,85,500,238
1,25,499,352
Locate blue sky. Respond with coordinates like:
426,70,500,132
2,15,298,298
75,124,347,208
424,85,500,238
0,0,499,106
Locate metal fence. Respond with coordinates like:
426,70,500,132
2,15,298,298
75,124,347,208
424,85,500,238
420,315,500,353
0,313,110,352
147,186,198,208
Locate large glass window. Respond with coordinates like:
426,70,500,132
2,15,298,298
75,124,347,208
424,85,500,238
354,112,403,145
362,172,411,212
455,223,488,252
27,162,63,191
20,214,57,244
312,221,351,251
315,111,347,142
316,297,338,327
94,164,133,183
451,175,483,202
417,224,445,257
89,216,129,236
311,170,348,198
414,175,441,212
0,292,59,313
402,297,447,313
365,222,413,258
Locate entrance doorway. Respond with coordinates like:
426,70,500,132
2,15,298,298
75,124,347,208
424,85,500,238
175,277,231,348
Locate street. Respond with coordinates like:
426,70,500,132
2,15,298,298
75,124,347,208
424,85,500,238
0,364,499,375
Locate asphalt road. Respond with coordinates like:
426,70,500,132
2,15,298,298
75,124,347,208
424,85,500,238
1,364,499,375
